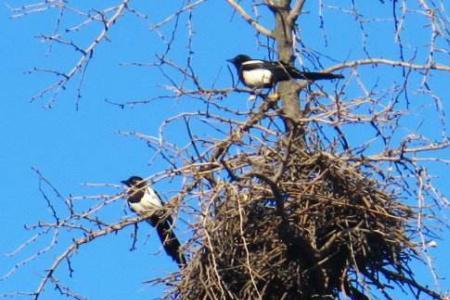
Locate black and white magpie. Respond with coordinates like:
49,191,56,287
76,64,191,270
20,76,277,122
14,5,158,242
121,176,186,266
227,54,344,88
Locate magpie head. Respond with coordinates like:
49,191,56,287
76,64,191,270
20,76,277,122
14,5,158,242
121,176,145,188
227,54,252,67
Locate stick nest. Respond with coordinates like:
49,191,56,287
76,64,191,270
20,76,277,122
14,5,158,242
170,139,440,299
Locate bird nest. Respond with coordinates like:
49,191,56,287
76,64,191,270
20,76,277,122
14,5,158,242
168,139,440,299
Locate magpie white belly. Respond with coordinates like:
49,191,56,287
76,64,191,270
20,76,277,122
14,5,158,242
129,188,163,215
129,201,160,215
242,69,273,87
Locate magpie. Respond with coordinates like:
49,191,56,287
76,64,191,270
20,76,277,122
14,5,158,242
121,176,186,266
227,54,343,88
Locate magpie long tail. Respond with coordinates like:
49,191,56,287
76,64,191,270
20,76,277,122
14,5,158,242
295,71,344,81
152,217,186,266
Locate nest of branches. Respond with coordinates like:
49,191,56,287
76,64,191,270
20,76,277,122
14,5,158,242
171,137,442,300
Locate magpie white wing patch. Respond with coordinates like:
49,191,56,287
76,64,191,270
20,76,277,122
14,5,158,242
242,69,273,87
242,60,265,66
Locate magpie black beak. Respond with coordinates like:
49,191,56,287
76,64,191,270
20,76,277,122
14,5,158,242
226,58,234,63
121,180,129,186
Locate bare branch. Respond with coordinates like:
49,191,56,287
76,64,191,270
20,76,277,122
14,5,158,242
288,0,306,23
28,0,131,103
225,0,274,37
330,57,450,73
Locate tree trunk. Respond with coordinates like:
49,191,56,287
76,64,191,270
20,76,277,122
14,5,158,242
271,0,306,135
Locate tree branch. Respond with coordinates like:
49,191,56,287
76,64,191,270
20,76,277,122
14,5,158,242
330,58,450,73
225,0,274,37
288,0,306,23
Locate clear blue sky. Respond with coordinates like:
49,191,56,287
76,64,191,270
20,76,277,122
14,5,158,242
1,1,449,299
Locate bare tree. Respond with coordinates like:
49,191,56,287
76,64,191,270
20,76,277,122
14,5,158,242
3,0,450,299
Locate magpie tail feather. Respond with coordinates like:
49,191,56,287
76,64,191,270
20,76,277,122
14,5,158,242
153,218,186,266
294,71,344,81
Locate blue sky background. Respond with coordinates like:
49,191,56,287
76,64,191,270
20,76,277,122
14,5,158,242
1,1,449,299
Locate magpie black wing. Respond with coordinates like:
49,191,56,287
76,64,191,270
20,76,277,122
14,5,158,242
262,61,295,81
240,60,286,73
152,187,164,204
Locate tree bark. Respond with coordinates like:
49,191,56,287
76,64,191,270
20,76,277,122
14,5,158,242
271,0,306,134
